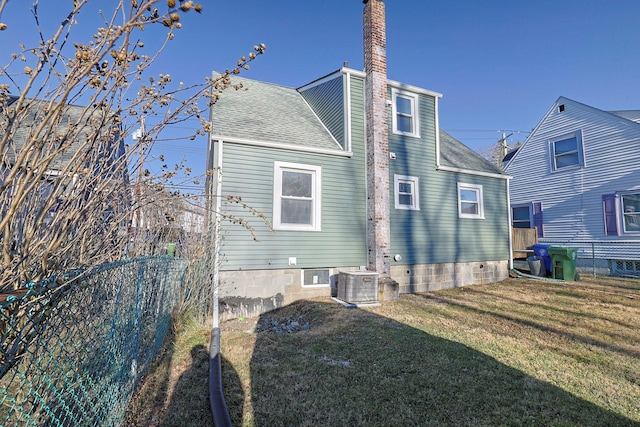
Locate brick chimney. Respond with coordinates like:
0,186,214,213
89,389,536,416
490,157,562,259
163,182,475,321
363,0,391,276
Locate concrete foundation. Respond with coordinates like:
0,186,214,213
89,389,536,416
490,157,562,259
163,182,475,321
391,260,509,293
217,260,508,320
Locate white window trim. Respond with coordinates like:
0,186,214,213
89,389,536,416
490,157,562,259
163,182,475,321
300,268,333,288
273,161,322,231
512,202,533,228
394,174,420,210
549,131,584,172
620,192,640,235
391,88,420,138
458,182,484,219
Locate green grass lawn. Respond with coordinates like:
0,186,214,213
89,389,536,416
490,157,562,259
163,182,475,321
126,276,640,427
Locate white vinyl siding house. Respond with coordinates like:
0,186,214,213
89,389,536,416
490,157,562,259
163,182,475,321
505,96,640,275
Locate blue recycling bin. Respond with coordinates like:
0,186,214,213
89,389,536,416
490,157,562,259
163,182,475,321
532,243,552,276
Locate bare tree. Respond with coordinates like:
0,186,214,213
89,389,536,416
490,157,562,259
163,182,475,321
477,137,522,170
0,0,265,291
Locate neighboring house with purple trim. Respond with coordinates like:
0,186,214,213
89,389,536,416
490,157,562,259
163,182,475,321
504,96,640,276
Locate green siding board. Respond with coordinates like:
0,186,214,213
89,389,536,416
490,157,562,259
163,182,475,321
214,72,507,273
299,76,345,147
388,92,509,265
216,75,367,271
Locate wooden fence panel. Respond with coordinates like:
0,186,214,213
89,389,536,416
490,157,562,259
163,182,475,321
512,228,538,259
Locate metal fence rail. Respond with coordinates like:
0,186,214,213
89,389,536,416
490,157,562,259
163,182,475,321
0,256,188,427
538,239,640,277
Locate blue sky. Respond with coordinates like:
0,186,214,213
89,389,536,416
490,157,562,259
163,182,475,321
3,0,640,188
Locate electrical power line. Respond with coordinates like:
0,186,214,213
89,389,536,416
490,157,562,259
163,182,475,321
445,128,531,134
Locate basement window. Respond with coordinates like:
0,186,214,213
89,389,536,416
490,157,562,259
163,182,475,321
301,268,332,287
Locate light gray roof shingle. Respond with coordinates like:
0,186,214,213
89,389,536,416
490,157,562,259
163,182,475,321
1,98,119,170
608,110,640,124
439,130,505,175
210,74,341,151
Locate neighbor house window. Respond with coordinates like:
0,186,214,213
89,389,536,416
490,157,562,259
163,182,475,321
394,175,420,210
458,183,484,219
550,131,583,171
273,161,321,231
622,193,640,233
392,88,420,137
602,192,640,236
512,204,533,229
511,202,544,237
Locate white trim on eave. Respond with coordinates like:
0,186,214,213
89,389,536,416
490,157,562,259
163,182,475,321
437,165,511,180
297,69,344,91
388,79,443,99
337,67,444,99
435,97,441,169
209,135,353,158
297,95,344,151
344,71,352,152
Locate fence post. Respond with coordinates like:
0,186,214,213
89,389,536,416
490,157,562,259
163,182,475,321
592,242,596,277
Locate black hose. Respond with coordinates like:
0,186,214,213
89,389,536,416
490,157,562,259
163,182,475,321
209,327,232,427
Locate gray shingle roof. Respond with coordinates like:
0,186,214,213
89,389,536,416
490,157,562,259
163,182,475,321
608,110,640,124
439,130,505,175
210,74,341,151
1,98,119,171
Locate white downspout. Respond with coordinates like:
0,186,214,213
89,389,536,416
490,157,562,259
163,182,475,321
211,138,224,329
434,96,441,168
507,178,514,270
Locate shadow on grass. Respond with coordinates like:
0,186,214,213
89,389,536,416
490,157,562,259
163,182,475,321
124,338,177,426
230,300,637,427
162,344,214,426
421,292,640,360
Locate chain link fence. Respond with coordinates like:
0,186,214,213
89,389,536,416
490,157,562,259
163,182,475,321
0,256,189,426
537,239,640,277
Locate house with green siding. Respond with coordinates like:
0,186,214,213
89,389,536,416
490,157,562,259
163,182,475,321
207,0,510,319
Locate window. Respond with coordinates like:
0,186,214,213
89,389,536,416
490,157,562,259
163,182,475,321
511,202,544,237
602,192,640,236
550,132,583,171
273,161,321,231
301,269,332,287
394,175,419,210
622,193,640,233
392,88,420,137
458,183,484,219
512,204,532,229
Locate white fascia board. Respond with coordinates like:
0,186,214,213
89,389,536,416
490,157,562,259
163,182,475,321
209,135,353,158
387,79,443,99
297,95,344,151
437,164,511,180
336,67,444,99
297,69,345,91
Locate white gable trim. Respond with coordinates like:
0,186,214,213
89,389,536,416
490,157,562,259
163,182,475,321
209,134,353,158
437,165,511,180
